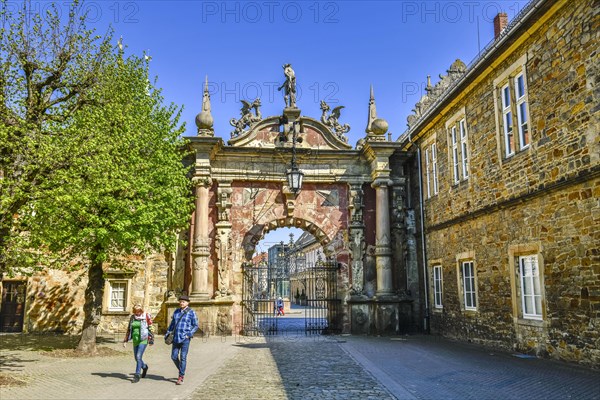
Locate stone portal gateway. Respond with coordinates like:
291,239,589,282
169,67,418,336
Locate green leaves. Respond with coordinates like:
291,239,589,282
1,1,192,275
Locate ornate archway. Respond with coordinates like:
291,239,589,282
175,67,416,336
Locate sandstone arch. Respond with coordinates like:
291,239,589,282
172,75,415,336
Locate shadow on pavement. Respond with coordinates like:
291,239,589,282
0,333,118,352
91,372,131,381
0,352,39,371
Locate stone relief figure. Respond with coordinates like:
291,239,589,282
230,98,262,137
350,185,363,224
215,233,232,297
217,190,231,222
216,309,231,335
363,245,377,297
320,100,350,141
350,230,365,294
278,64,296,108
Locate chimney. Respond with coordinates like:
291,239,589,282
494,13,508,38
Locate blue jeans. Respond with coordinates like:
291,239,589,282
171,339,190,377
133,343,148,375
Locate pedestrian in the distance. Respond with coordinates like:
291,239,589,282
165,294,199,385
276,296,284,316
123,304,154,383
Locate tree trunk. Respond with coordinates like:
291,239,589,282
0,227,9,276
77,255,104,354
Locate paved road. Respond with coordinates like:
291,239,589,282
1,333,599,400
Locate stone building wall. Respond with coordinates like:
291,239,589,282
25,269,86,334
15,254,171,335
421,0,598,227
411,0,599,367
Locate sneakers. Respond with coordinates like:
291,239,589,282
141,365,148,378
132,374,140,383
176,376,184,385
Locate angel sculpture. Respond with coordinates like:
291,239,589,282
320,100,350,141
230,98,262,137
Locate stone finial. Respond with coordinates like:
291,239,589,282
426,75,432,92
370,118,389,136
365,85,378,134
195,76,214,136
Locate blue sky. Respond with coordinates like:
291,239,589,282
42,0,529,248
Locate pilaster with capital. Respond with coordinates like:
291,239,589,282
372,177,394,296
361,140,402,298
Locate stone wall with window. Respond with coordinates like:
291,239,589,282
18,254,171,335
412,0,599,367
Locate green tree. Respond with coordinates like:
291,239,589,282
1,0,112,273
1,1,193,352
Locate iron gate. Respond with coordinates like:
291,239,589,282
242,260,340,336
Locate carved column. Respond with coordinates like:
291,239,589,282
349,183,365,295
372,178,394,296
215,182,233,298
391,179,408,294
191,177,211,300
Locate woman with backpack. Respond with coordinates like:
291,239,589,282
123,304,154,383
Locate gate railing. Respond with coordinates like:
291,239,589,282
242,261,340,336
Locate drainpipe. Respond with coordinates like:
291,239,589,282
416,147,430,333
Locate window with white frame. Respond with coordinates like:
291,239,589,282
501,84,514,157
431,143,438,195
494,57,531,159
461,261,477,310
515,74,530,150
433,265,443,308
519,255,542,319
425,147,431,198
459,119,469,179
109,281,127,311
450,126,460,184
446,113,469,184
424,142,438,198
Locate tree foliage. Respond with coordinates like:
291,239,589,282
1,1,193,352
2,0,192,269
1,0,114,273
24,51,193,266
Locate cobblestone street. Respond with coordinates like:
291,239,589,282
189,336,395,400
1,333,599,400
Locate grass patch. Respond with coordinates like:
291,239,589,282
0,373,27,387
43,347,128,358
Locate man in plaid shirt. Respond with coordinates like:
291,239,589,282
165,294,199,385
